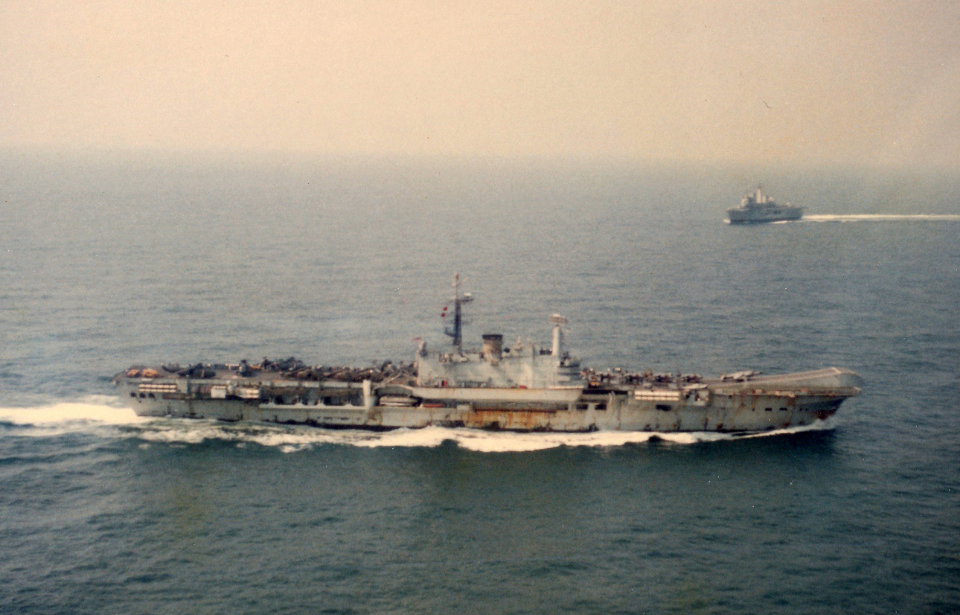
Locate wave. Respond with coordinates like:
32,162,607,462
802,214,960,223
0,397,147,425
1,398,834,452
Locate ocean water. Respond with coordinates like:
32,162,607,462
1,152,959,614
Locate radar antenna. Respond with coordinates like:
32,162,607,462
442,273,473,352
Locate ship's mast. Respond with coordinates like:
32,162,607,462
549,313,567,359
443,273,473,352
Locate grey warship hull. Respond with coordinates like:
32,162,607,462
727,206,803,224
115,366,861,433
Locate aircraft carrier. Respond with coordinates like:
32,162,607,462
114,277,861,433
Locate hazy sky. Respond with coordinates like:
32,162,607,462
2,1,959,167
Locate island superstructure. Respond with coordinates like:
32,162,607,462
114,276,861,433
727,185,803,224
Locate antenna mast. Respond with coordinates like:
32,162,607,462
443,273,473,352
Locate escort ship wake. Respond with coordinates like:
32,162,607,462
727,185,804,224
114,277,861,433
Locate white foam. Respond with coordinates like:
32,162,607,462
804,214,960,223
126,422,829,452
133,420,367,452
0,397,147,426
739,417,836,439
362,426,735,452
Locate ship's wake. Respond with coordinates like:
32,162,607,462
801,214,960,223
0,397,149,437
1,398,835,453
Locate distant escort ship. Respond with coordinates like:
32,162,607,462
114,276,861,433
727,185,803,224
